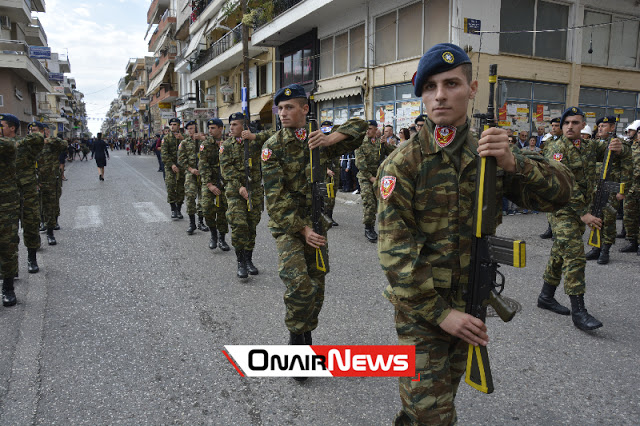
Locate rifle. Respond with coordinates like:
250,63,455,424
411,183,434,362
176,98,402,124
587,116,625,247
465,64,524,394
36,160,44,226
308,95,332,273
243,120,253,212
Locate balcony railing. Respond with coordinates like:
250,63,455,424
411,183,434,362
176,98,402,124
253,0,304,29
175,92,198,107
192,23,242,73
190,0,215,23
148,9,176,51
149,45,178,79
0,39,50,81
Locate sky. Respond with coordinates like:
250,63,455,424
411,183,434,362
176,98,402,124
36,0,152,136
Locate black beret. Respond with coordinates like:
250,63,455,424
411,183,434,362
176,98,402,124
274,84,307,105
229,112,245,123
560,107,585,125
367,120,378,127
550,117,561,124
0,113,20,128
28,122,45,130
185,120,197,128
168,118,181,125
413,43,471,97
596,116,617,126
207,118,223,127
321,121,333,127
414,114,427,124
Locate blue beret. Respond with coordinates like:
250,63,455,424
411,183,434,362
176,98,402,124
28,121,45,130
560,107,585,125
168,118,181,125
413,43,471,97
229,112,245,123
0,113,20,128
185,120,197,128
414,114,427,124
274,84,307,105
596,116,617,126
207,118,223,127
367,120,378,127
321,121,333,127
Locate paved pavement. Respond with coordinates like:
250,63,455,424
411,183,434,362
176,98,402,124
0,149,638,425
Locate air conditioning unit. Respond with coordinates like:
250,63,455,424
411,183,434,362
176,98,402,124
219,76,229,85
223,93,234,103
0,16,11,30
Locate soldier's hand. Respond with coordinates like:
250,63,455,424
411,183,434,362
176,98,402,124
477,127,516,173
191,168,200,176
327,169,335,177
369,176,376,184
439,310,488,346
175,133,184,140
616,193,625,201
171,165,179,173
241,130,256,140
239,186,249,200
309,130,347,149
581,213,602,230
301,226,326,248
609,138,622,153
208,184,221,196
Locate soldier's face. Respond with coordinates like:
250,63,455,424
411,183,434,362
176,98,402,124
230,120,243,137
170,122,179,132
366,126,377,138
597,123,614,137
562,116,585,140
1,121,16,138
277,99,308,129
209,125,222,138
551,122,561,136
421,66,477,127
186,125,196,136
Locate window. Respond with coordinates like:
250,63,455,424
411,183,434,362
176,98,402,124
207,86,216,108
373,83,424,132
582,11,640,68
319,23,365,79
249,64,272,99
500,0,569,60
579,87,639,131
282,45,314,86
319,95,364,125
398,2,422,59
375,11,397,64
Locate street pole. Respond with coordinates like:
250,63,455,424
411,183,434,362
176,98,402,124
241,0,251,121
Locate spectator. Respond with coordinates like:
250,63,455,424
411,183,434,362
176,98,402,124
383,125,398,146
536,125,547,147
398,128,410,143
525,136,541,153
516,130,528,149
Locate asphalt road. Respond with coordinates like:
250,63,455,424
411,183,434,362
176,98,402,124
0,149,638,425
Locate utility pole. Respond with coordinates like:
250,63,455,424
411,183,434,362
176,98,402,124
241,0,251,120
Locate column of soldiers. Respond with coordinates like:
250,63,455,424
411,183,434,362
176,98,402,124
0,114,67,308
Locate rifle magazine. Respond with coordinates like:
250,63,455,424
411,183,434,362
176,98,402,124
588,228,601,248
465,344,494,394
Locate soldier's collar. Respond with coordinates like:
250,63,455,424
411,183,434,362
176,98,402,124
421,118,472,154
235,137,242,143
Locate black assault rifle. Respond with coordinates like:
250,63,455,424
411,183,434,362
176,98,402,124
465,64,524,394
243,119,254,212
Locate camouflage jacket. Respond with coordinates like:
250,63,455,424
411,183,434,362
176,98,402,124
220,130,273,197
39,137,67,181
161,132,180,168
15,133,44,187
0,137,19,212
630,140,640,194
377,123,573,326
355,137,396,180
199,137,224,188
262,118,367,235
593,136,633,192
177,136,199,172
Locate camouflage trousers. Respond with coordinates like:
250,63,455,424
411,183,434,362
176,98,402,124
184,173,202,216
359,177,377,226
274,231,327,334
18,182,41,249
0,209,20,280
201,185,228,233
394,306,466,426
543,212,586,295
164,169,185,205
623,191,640,240
601,194,620,245
326,173,340,214
225,191,263,251
41,177,60,228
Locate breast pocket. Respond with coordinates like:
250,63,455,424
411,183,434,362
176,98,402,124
413,185,453,236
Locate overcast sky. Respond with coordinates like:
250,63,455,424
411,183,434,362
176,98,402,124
37,0,151,135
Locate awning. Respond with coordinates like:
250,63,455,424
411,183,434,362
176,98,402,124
146,63,171,95
249,95,274,119
184,22,209,59
313,87,361,103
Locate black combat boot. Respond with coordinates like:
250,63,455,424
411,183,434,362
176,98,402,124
2,277,17,307
304,330,312,345
537,282,570,315
596,244,611,264
364,224,378,242
27,248,39,274
236,249,248,279
539,224,553,239
327,208,338,227
619,238,638,253
170,203,177,219
54,219,60,230
585,247,600,261
176,204,184,219
569,294,603,331
616,224,626,239
209,228,218,249
289,331,308,382
187,214,197,235
218,232,230,251
39,222,46,232
47,228,57,245
245,250,259,275
198,216,209,232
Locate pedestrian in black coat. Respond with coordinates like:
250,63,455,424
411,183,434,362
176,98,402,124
94,133,110,181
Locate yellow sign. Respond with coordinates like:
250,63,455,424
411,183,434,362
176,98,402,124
517,108,529,113
585,112,596,118
498,121,511,127
159,102,172,109
613,108,624,114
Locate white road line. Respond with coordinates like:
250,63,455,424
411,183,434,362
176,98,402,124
133,202,170,223
73,205,103,229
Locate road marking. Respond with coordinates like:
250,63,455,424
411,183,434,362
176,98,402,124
133,202,170,223
111,155,167,201
74,205,103,229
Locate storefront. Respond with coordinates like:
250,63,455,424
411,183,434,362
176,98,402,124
373,83,423,132
579,87,639,133
318,95,364,125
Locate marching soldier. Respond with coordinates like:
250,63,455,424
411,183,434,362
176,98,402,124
262,84,367,359
40,125,67,245
539,116,564,239
619,121,640,254
199,118,230,251
177,120,209,235
219,113,273,279
161,118,185,219
0,114,22,306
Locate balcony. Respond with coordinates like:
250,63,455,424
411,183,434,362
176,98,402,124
147,0,170,24
58,55,71,73
175,92,198,112
24,17,48,46
0,0,32,24
188,0,225,36
149,46,177,80
30,0,45,12
133,79,146,96
148,9,176,52
150,83,179,107
0,40,52,91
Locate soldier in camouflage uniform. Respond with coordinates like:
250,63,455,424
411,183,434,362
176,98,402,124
219,113,273,279
540,107,627,332
177,120,208,235
619,122,640,254
539,117,563,239
356,120,396,242
377,44,573,425
0,114,22,306
262,84,367,361
161,118,185,219
583,116,633,264
40,126,68,245
199,118,230,251
321,121,340,226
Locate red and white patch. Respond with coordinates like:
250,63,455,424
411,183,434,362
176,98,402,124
236,137,242,143
434,125,456,148
572,140,581,149
295,128,308,142
178,142,183,150
552,153,563,161
200,144,205,152
219,145,224,154
380,176,397,200
261,148,272,162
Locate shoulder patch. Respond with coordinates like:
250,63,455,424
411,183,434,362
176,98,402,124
178,142,183,150
200,144,205,152
380,176,397,200
262,148,272,162
552,153,563,161
219,145,224,154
